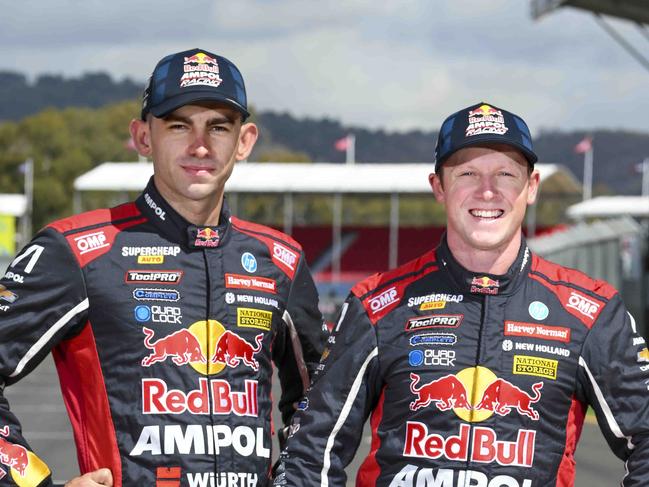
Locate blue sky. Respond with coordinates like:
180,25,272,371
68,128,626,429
1,0,647,133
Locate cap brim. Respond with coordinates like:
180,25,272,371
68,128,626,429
435,135,538,172
147,92,250,120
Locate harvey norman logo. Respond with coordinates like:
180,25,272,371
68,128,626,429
368,287,398,314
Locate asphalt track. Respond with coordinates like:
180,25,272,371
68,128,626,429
6,355,625,486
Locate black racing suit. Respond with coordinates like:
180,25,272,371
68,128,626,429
0,178,326,486
275,236,649,487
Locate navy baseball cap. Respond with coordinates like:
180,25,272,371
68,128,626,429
434,102,537,173
141,48,249,121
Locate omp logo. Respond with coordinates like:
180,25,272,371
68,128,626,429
74,231,108,255
368,287,398,314
566,291,600,319
272,242,297,271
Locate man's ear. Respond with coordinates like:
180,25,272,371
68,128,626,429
429,172,446,204
235,122,259,161
526,170,541,206
129,118,152,157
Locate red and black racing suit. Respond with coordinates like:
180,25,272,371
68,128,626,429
0,178,325,486
275,236,649,487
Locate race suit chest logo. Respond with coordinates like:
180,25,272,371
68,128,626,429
134,305,182,324
140,321,263,375
0,426,50,487
144,192,166,220
368,287,399,314
186,470,259,487
565,291,600,320
133,288,180,302
504,321,571,343
272,242,298,272
470,276,499,295
237,308,272,331
225,273,276,293
408,366,543,421
405,314,463,332
465,104,509,137
74,230,109,255
389,465,531,487
125,270,183,284
0,285,17,304
193,227,220,248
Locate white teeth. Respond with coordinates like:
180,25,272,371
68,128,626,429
471,209,503,218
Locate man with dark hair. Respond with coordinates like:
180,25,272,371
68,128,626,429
274,102,649,486
0,48,325,486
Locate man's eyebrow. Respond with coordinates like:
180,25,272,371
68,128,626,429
162,113,191,124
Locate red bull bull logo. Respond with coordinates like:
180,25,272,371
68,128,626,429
141,322,263,375
184,52,218,65
194,227,220,248
181,52,222,87
211,331,263,371
465,104,508,137
470,276,500,295
408,366,543,422
0,425,50,486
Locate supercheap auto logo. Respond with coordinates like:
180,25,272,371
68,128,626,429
141,320,263,375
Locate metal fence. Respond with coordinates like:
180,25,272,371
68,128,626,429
529,217,648,337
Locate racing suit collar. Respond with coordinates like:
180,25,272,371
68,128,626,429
135,177,231,249
436,234,531,297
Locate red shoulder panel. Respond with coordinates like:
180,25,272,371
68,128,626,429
353,249,438,325
48,203,146,268
530,254,617,329
52,323,122,485
231,217,302,280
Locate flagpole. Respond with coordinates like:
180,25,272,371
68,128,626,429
582,147,593,201
346,134,355,165
20,158,33,246
642,157,649,197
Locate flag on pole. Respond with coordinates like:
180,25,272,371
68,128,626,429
574,136,592,154
334,135,350,151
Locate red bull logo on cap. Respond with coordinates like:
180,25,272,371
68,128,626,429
408,366,543,422
470,276,500,295
184,52,218,65
181,52,222,88
466,104,508,137
141,321,263,375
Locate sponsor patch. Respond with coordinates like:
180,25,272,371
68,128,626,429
144,192,166,220
470,276,499,295
634,337,646,346
368,287,399,314
241,253,257,273
504,321,571,343
0,285,17,303
409,333,457,346
134,305,182,324
156,467,181,486
565,291,600,320
405,314,463,332
508,341,570,357
137,255,164,264
74,230,109,255
408,349,456,367
230,293,279,310
225,273,276,293
528,301,549,321
513,355,557,380
272,242,298,271
193,227,220,248
237,308,272,331
3,271,24,284
126,270,183,284
407,293,463,307
465,104,509,137
390,465,532,487
133,288,180,302
638,348,649,363
122,246,180,257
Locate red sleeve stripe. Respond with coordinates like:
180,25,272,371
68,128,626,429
531,254,617,300
52,322,122,485
355,386,386,486
555,397,586,487
230,216,302,252
48,203,143,235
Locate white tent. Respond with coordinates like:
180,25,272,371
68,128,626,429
567,196,649,220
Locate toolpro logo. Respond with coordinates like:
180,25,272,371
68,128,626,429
140,322,263,375
0,425,50,486
408,366,543,421
125,270,183,284
405,314,463,332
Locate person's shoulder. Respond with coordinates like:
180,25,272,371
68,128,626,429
47,201,142,235
230,216,303,251
530,253,617,299
351,249,439,324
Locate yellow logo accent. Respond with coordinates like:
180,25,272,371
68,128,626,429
237,308,272,331
453,366,498,422
513,355,557,380
9,450,51,487
137,255,164,264
420,301,445,311
638,348,649,363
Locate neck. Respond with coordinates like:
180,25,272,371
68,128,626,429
446,232,522,275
